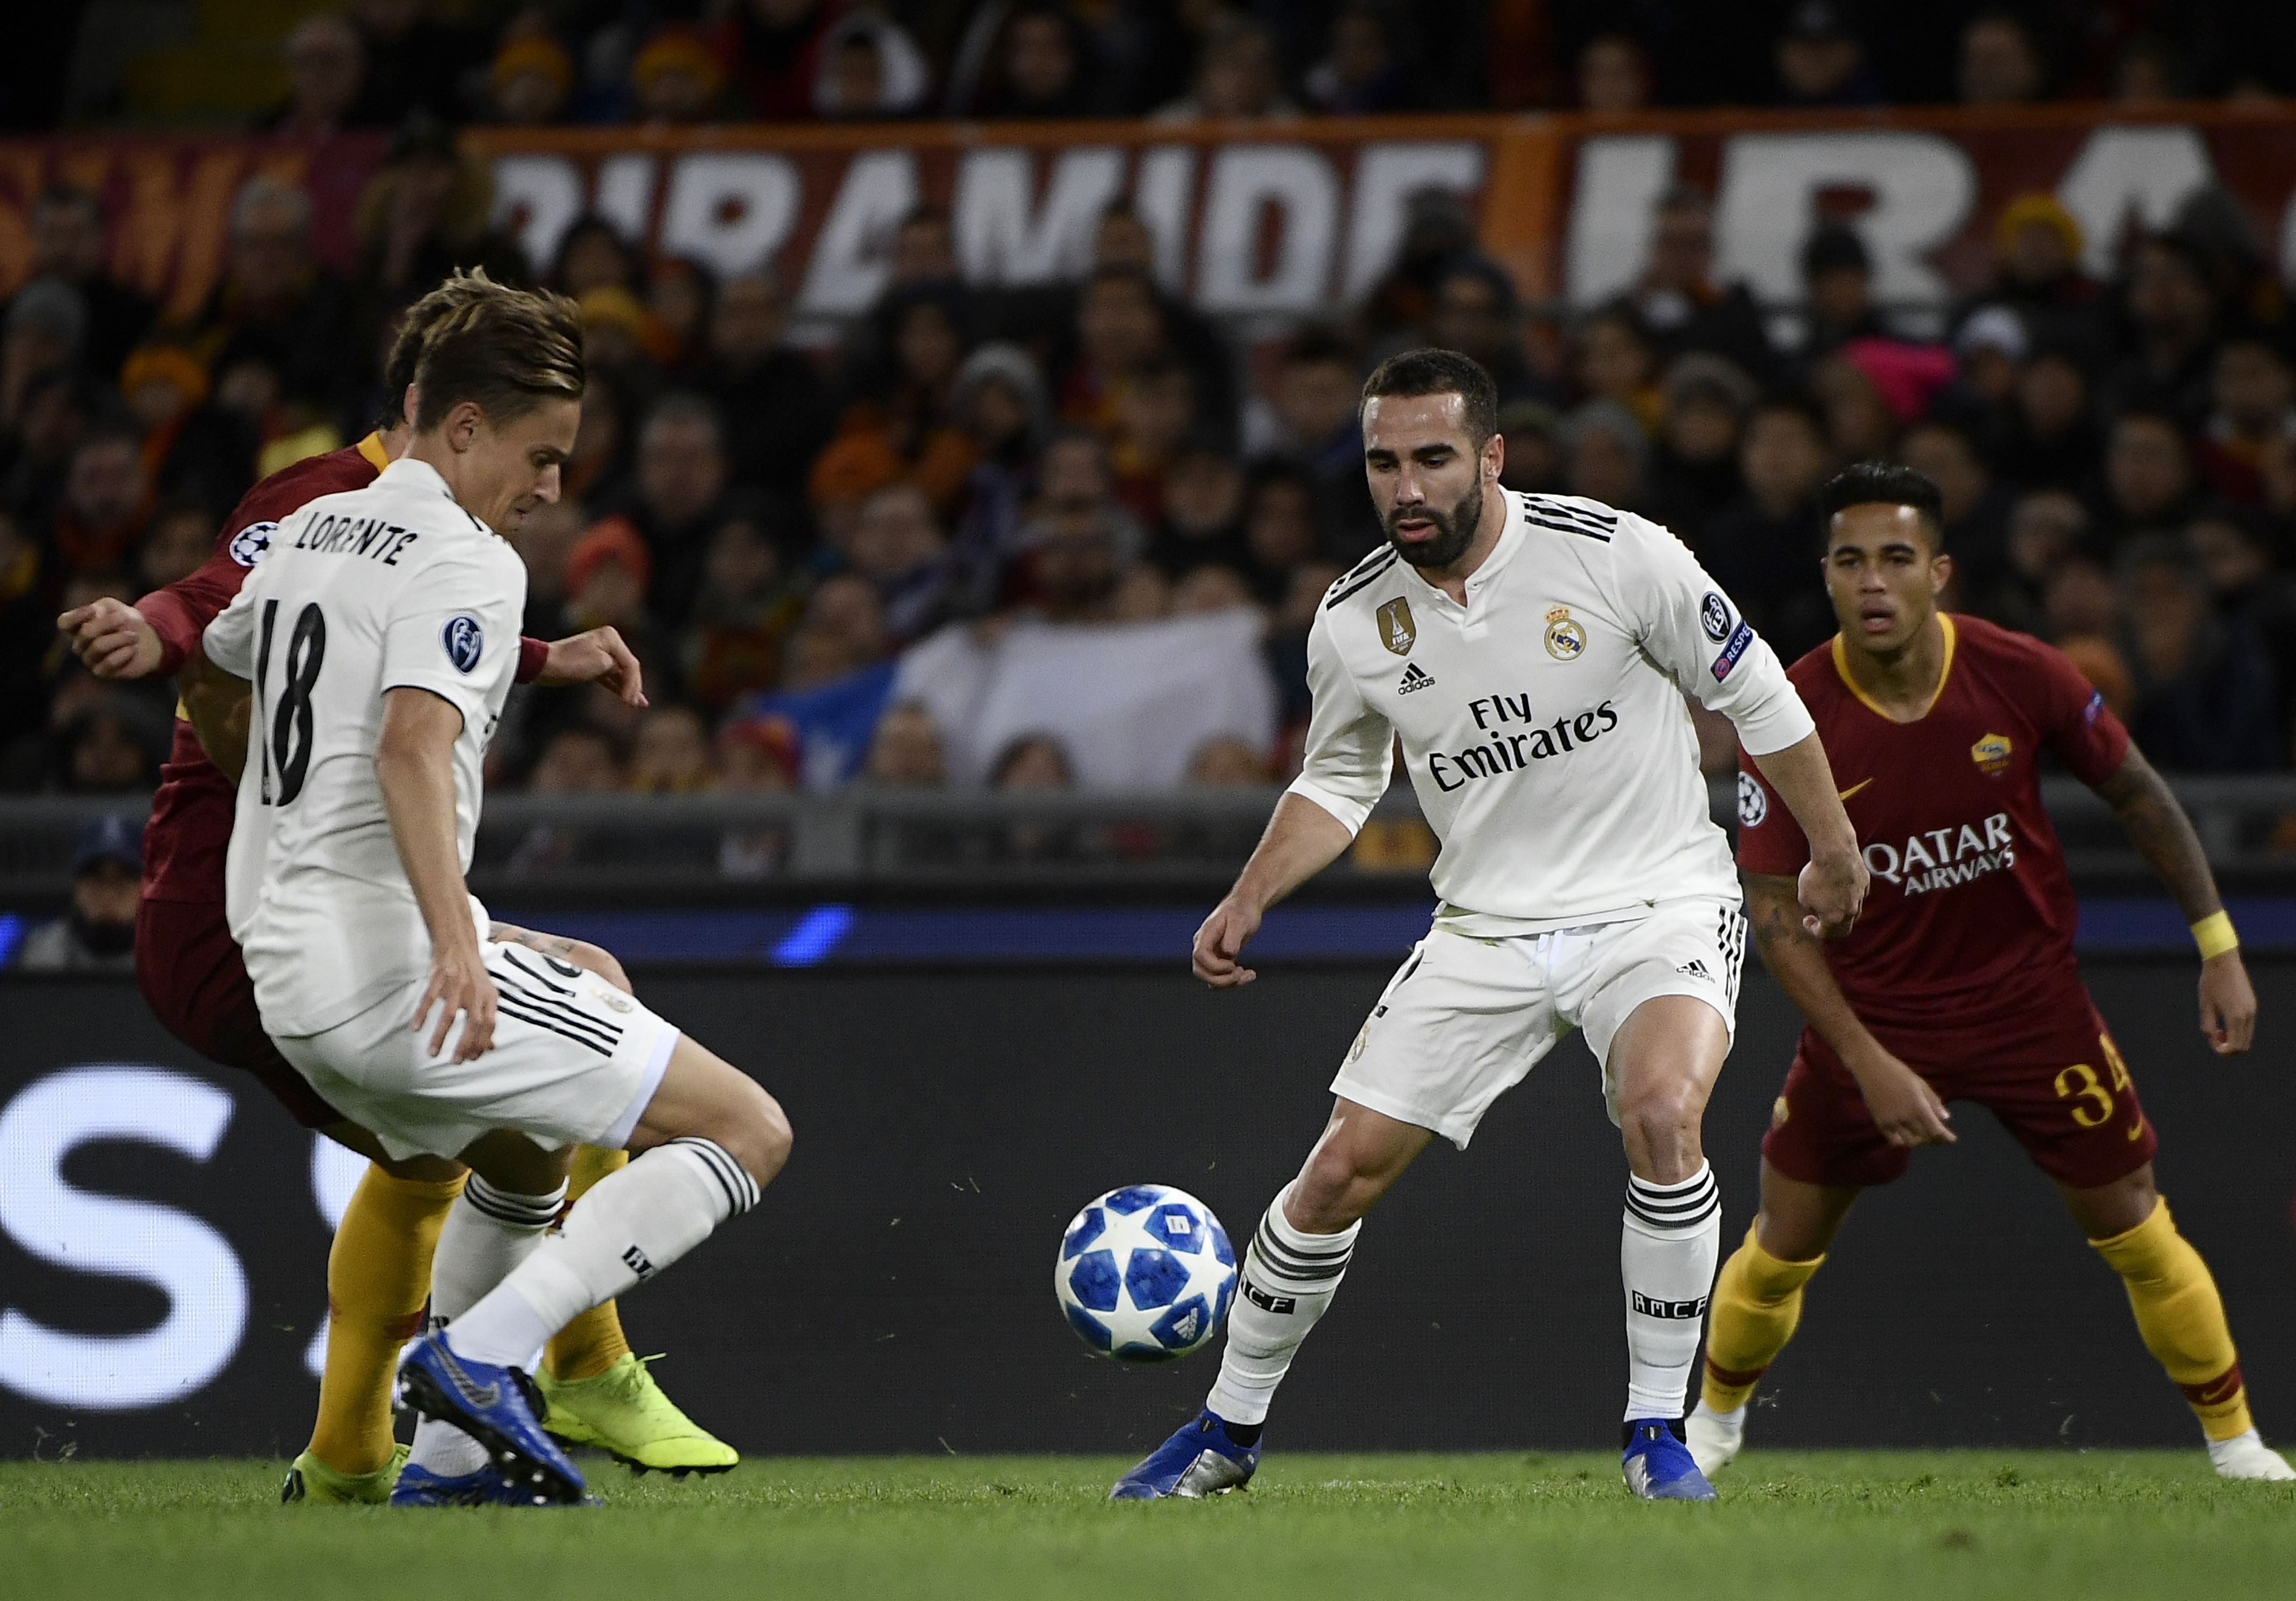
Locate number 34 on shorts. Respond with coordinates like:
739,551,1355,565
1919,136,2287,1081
2056,1032,2146,1140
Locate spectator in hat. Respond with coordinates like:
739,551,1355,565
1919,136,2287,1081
16,815,143,971
489,33,576,126
1773,3,1880,106
1977,193,2102,347
633,24,731,124
816,12,932,119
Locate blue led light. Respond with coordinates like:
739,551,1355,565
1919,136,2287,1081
769,904,856,966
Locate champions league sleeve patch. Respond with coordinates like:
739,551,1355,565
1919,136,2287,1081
1700,591,1732,642
227,521,278,567
1710,619,1756,681
442,615,485,674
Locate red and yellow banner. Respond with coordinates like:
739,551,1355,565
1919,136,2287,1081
0,105,2291,329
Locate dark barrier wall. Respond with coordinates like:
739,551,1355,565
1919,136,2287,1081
1,960,2292,1458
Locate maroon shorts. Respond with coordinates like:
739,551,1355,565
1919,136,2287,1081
1761,991,2158,1192
135,896,343,1129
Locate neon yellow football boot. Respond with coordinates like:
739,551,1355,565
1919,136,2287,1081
281,1442,412,1505
539,1354,739,1477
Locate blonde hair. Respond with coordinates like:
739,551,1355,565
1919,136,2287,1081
410,269,584,432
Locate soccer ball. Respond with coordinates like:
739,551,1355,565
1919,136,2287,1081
1055,1185,1237,1362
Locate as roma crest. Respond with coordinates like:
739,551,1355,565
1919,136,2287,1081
1376,597,1416,656
1971,732,2013,776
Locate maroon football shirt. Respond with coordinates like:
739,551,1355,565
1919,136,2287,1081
1736,613,2130,1036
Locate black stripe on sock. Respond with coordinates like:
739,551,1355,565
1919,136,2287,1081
1629,1170,1717,1198
464,1179,563,1229
1249,1234,1351,1283
671,1137,758,1215
1625,1193,1721,1230
1252,1221,1355,1263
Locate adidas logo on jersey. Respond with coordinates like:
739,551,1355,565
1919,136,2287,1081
1676,959,1711,980
1398,663,1437,694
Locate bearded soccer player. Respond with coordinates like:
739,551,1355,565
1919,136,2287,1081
1110,349,1867,1503
55,279,737,1500
1690,462,2290,1481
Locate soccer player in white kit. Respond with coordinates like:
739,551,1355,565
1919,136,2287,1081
1111,349,1867,1502
204,274,791,1507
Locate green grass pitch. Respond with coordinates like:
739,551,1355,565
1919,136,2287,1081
5,1451,2290,1599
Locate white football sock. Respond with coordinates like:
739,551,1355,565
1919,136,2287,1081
445,1138,760,1368
410,1176,562,1478
1621,1162,1722,1423
1206,1183,1360,1427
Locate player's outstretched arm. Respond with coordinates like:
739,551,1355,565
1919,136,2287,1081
377,687,497,1062
488,920,634,995
2092,745,2256,1055
536,626,648,708
1744,872,1954,1148
57,597,164,680
1193,794,1356,988
1747,733,1868,939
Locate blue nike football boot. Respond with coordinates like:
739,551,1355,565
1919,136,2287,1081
390,1461,598,1508
1110,1409,1261,1500
1622,1418,1717,1500
396,1333,586,1506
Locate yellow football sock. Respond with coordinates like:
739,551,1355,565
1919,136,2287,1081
543,1145,635,1382
2090,1198,2252,1442
1700,1222,1826,1414
306,1165,466,1476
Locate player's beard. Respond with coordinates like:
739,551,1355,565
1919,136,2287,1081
1384,482,1483,570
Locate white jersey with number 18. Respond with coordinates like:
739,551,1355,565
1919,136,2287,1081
205,456,525,1038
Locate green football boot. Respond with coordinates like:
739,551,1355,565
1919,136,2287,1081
539,1354,739,1477
281,1442,412,1505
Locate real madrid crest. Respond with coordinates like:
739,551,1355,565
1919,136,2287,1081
1376,597,1416,656
1970,732,2013,776
1543,605,1587,661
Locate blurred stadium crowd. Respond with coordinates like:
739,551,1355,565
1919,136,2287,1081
4,1,2296,809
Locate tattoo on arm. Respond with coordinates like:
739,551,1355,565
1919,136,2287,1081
2094,747,2223,924
486,922,578,960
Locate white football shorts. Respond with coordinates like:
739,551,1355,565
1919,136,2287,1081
1330,895,1748,1150
275,940,679,1161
